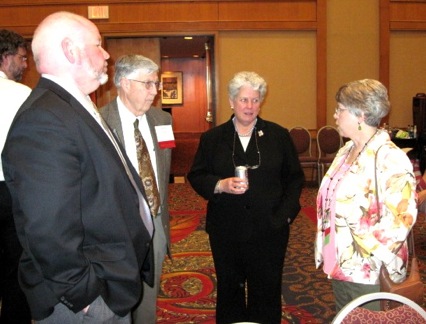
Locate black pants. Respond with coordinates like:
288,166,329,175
0,181,31,323
209,225,289,324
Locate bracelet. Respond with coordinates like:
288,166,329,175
214,180,222,194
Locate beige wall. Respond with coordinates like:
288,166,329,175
217,31,316,130
216,1,426,133
216,1,382,131
327,0,380,125
390,32,426,129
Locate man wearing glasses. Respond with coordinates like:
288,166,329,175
101,54,173,324
0,29,32,323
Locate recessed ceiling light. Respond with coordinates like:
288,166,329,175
184,36,193,40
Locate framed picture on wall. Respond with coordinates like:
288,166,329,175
161,71,183,105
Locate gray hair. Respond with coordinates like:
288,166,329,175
114,54,159,87
228,71,267,102
335,79,390,127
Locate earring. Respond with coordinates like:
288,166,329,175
231,106,234,110
358,122,362,131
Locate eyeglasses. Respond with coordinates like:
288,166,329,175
232,129,261,170
335,106,347,115
15,53,27,62
10,53,27,62
128,79,162,90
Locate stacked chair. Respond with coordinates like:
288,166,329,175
316,125,343,186
289,126,318,184
332,292,426,323
290,125,344,186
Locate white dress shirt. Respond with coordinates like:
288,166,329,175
116,97,159,184
0,71,31,181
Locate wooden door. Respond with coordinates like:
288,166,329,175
96,37,161,107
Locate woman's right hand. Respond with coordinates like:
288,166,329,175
418,190,426,205
219,177,248,195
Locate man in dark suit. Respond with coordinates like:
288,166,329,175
101,54,173,324
1,12,153,323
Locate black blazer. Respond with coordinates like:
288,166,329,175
188,116,305,241
1,78,153,320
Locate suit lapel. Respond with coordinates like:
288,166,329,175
100,99,125,146
37,78,133,178
223,118,236,151
226,117,265,167
39,79,120,158
146,110,166,197
101,100,166,201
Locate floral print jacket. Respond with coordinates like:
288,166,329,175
315,130,417,284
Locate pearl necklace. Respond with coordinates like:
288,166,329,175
237,127,255,137
233,117,257,137
322,130,378,231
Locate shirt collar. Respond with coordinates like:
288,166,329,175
0,71,8,79
41,73,94,112
117,97,147,126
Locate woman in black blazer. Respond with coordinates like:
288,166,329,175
188,71,304,324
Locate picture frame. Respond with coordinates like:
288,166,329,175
161,71,183,105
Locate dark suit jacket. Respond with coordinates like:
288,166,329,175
100,98,172,251
1,78,153,320
188,116,305,241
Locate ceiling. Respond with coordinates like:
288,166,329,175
159,35,213,59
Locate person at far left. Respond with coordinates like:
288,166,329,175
0,28,32,324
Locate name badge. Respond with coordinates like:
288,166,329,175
155,125,176,149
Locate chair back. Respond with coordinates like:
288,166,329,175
290,126,318,184
289,126,312,156
332,292,426,323
316,125,343,186
317,125,342,159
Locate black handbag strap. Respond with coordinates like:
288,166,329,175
374,144,416,256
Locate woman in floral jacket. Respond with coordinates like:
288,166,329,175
315,79,417,312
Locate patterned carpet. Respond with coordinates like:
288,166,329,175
157,182,426,323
